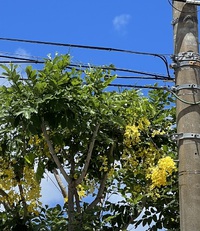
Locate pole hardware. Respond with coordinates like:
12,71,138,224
186,0,200,5
172,18,179,26
175,0,200,5
172,133,200,141
179,170,200,176
170,52,200,69
171,84,200,92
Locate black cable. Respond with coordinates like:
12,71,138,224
0,37,168,56
0,55,171,80
108,83,170,90
0,73,170,90
0,51,44,61
0,60,44,64
0,37,171,78
116,75,174,81
0,55,43,63
69,63,171,79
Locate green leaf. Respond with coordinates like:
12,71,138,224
24,153,35,165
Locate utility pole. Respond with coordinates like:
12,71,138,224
172,1,200,230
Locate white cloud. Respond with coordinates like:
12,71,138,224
15,48,31,57
112,14,131,31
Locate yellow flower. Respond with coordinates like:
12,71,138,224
124,125,141,146
0,157,41,213
77,184,86,199
138,117,150,130
99,155,108,172
151,129,165,138
147,156,177,189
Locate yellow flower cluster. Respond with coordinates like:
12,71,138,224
107,167,115,178
23,165,41,213
147,156,177,189
138,117,150,130
64,184,86,203
122,143,162,174
28,135,50,157
0,157,41,214
124,117,150,147
124,125,140,147
77,184,86,199
151,129,165,138
99,155,108,172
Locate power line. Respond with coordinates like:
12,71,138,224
0,55,43,63
116,75,174,81
0,54,172,80
69,63,172,79
0,60,43,64
108,84,170,90
44,171,63,195
0,51,44,60
0,37,171,77
0,37,169,56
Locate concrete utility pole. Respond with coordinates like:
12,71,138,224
172,1,200,230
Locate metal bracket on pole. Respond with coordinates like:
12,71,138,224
171,84,200,92
170,52,200,69
186,0,200,5
172,133,200,141
175,0,200,5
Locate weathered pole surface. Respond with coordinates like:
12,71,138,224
172,1,200,230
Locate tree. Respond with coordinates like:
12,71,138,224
0,54,178,231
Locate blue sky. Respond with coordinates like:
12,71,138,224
0,1,178,230
0,0,175,88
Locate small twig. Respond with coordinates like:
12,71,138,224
75,124,100,186
121,215,135,230
86,172,108,210
0,188,12,210
41,119,70,183
17,182,28,218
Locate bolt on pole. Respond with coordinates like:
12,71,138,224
172,1,200,230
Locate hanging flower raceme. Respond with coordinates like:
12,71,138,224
0,157,41,214
147,156,177,189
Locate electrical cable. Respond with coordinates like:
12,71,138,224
0,72,172,90
0,55,172,80
0,50,44,61
0,55,43,63
44,171,63,195
116,75,174,81
108,83,170,90
108,84,200,104
68,63,171,79
0,37,171,78
169,90,200,104
0,60,44,64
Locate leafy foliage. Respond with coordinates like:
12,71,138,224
0,54,178,230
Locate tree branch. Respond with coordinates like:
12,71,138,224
86,172,108,211
86,142,114,211
0,188,12,210
41,119,70,183
53,168,68,198
75,124,100,186
74,189,81,213
121,215,135,230
17,182,28,218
